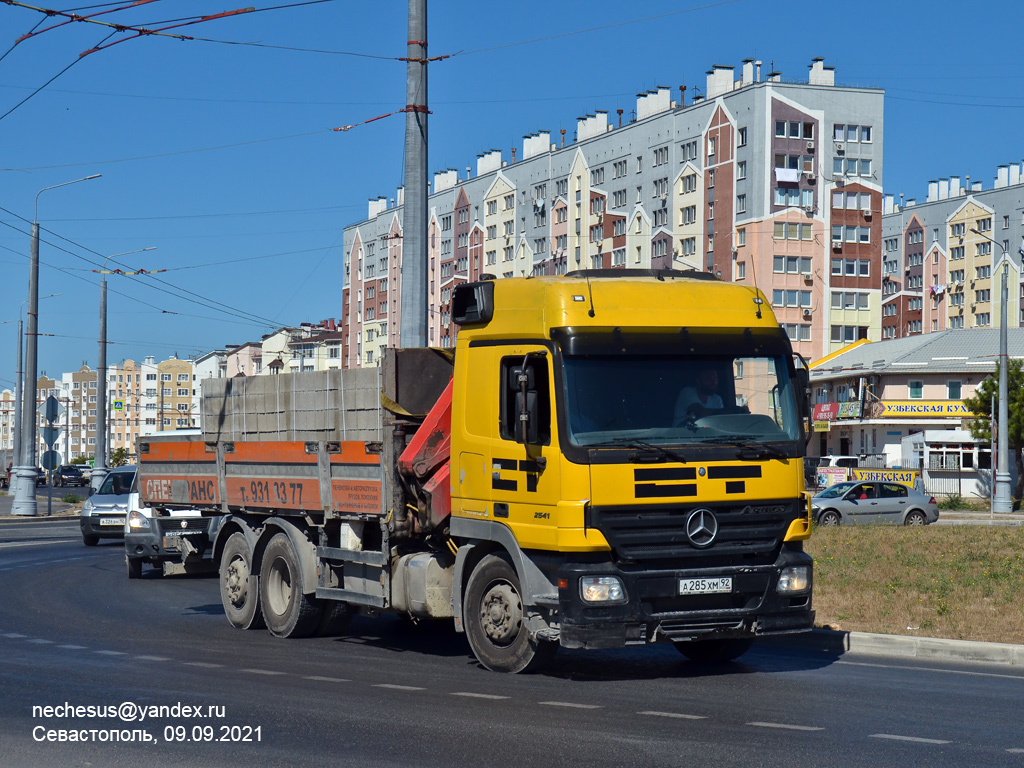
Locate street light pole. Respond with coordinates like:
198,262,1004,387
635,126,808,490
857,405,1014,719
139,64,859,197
93,248,156,479
970,228,1013,513
13,174,100,516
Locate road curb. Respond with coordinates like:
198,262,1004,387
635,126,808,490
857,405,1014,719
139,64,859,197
766,628,1024,667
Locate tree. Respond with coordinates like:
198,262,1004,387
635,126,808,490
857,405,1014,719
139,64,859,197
962,358,1024,509
109,447,129,468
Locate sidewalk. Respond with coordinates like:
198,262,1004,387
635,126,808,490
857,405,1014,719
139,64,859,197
937,510,1024,526
0,493,78,518
766,628,1024,667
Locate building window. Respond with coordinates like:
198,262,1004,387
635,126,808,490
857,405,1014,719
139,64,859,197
737,127,747,146
736,161,746,180
736,194,746,214
947,381,962,400
908,380,924,399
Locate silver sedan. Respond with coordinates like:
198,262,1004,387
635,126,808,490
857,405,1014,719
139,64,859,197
811,481,940,526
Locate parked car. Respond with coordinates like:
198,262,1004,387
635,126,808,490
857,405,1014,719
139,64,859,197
80,465,136,546
53,464,88,487
36,467,46,486
811,481,939,526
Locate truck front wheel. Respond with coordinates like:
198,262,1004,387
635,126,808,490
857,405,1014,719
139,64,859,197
260,533,322,639
220,532,264,630
464,553,556,674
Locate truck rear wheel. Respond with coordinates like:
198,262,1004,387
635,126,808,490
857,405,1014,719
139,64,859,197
260,533,322,639
220,532,264,630
674,637,753,663
464,554,556,674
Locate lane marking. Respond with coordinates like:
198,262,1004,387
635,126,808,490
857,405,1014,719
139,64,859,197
373,684,425,691
451,692,510,700
639,711,707,720
59,644,87,650
0,539,80,549
748,722,823,731
28,639,53,644
1007,748,1024,753
3,633,27,638
837,660,1024,682
304,676,349,683
183,662,223,668
135,655,170,661
240,668,285,676
870,734,951,745
539,701,601,709
95,650,126,656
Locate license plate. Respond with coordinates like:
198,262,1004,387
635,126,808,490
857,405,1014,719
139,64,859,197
100,517,122,526
679,577,732,595
163,535,180,549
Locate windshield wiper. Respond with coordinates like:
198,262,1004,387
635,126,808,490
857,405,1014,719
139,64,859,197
589,439,689,464
698,436,790,461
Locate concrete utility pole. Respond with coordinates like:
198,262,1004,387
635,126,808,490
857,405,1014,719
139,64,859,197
96,276,107,476
400,0,428,348
13,174,99,516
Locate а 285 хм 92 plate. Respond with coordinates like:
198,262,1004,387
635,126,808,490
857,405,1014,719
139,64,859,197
679,577,732,595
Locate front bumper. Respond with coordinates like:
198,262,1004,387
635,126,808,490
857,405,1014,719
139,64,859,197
555,547,814,649
81,514,127,539
125,518,215,564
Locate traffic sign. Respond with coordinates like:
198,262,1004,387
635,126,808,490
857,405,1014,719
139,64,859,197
41,450,61,470
43,395,63,423
112,400,125,412
41,425,61,447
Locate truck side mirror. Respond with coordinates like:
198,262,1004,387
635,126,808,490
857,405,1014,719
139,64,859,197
792,353,811,421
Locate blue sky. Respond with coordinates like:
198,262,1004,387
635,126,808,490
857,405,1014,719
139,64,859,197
1,0,1022,385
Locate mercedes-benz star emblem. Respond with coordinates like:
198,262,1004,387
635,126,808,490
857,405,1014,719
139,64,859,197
685,508,718,548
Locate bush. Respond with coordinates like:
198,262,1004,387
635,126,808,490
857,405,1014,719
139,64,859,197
61,493,81,504
938,494,965,510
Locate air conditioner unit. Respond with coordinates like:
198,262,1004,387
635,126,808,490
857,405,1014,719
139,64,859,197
802,308,813,319
971,303,976,311
834,142,845,154
659,194,667,202
862,209,872,219
803,273,813,283
805,172,817,182
804,205,814,214
806,140,815,151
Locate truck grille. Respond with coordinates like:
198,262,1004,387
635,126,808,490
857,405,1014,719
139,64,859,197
585,499,800,568
155,517,211,534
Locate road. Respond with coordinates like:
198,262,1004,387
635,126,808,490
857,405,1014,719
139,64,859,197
1,518,1022,767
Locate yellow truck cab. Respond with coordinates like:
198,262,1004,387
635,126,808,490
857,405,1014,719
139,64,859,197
448,269,813,670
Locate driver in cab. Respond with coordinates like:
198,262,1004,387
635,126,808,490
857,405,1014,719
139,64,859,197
674,366,724,424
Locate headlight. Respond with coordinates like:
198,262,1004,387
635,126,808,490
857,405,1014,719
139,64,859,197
127,510,151,530
580,576,626,603
777,566,811,594
82,500,94,514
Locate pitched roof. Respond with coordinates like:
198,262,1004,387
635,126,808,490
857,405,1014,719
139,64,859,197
810,328,1024,381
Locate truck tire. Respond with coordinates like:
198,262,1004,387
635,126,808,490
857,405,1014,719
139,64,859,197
464,553,556,673
674,637,754,663
260,533,322,639
315,601,352,637
220,532,264,630
126,556,142,580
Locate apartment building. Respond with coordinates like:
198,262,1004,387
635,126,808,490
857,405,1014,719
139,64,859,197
104,359,143,460
880,164,1024,338
342,57,884,364
0,388,14,454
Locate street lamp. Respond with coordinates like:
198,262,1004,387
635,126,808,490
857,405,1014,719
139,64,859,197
92,247,156,477
13,174,100,516
970,228,1012,514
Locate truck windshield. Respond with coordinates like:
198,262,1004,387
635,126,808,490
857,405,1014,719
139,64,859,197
562,351,802,449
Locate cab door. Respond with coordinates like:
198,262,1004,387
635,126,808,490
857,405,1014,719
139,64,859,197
454,344,562,550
